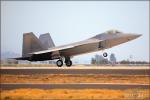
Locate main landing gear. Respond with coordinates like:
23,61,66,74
56,57,72,67
56,52,107,67
56,60,63,67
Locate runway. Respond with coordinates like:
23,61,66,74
1,67,149,91
1,83,149,90
1,67,149,75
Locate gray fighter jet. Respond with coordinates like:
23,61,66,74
15,30,141,67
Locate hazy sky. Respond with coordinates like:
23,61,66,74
1,1,149,63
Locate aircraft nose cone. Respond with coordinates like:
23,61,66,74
127,33,142,41
133,34,142,38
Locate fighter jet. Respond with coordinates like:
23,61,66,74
15,30,141,67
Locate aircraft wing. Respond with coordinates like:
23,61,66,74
30,39,100,57
30,45,75,54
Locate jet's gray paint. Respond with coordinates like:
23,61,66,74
22,32,44,57
39,33,55,49
22,32,55,58
16,30,141,62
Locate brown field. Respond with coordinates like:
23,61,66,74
1,74,150,84
1,65,149,100
1,89,149,100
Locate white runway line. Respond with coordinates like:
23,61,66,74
1,66,149,70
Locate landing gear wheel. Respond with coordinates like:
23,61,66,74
56,60,63,67
103,52,108,57
65,60,72,67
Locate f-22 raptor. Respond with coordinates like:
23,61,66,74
15,30,141,67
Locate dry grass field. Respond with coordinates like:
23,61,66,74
1,89,150,100
1,74,150,84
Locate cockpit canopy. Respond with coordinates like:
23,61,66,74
105,29,122,34
90,29,123,40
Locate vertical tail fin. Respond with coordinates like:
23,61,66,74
22,32,55,57
22,32,44,57
39,33,55,49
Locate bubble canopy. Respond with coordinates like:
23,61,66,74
105,30,122,34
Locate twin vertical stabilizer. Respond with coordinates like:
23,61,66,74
22,32,55,57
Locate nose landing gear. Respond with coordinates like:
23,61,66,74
103,52,108,57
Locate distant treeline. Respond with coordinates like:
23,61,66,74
91,54,149,65
119,60,149,64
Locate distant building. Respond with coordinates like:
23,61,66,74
110,53,117,66
1,59,18,64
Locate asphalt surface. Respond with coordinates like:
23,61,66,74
1,83,149,90
1,68,149,75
